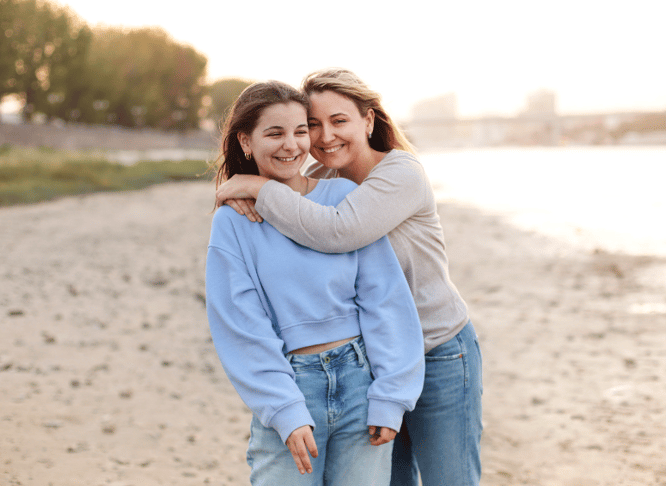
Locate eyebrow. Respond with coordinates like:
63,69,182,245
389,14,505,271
263,123,308,132
307,113,348,121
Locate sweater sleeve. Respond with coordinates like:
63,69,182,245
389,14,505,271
205,217,315,442
255,152,426,253
354,236,425,431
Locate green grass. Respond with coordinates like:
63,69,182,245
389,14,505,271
0,144,214,207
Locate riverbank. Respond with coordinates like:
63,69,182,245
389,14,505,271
1,181,664,485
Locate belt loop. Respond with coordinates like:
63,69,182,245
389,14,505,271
286,354,294,364
350,339,365,366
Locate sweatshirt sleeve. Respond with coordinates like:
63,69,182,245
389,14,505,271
354,236,425,432
205,215,315,442
255,152,426,253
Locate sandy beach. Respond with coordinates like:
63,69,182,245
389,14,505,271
1,180,665,486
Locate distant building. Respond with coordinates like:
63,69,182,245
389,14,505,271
522,89,557,116
408,93,460,149
411,93,459,121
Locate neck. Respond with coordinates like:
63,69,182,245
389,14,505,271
284,175,309,195
339,149,387,184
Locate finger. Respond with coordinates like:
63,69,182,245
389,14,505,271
304,429,318,459
287,438,310,474
287,434,314,475
295,440,313,474
248,206,263,223
225,199,245,216
368,426,376,437
236,200,258,222
369,427,397,446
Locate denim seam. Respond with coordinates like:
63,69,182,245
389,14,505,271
460,324,473,485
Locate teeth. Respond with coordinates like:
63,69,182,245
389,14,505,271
276,156,298,162
321,145,343,154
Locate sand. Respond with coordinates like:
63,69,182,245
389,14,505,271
1,181,665,486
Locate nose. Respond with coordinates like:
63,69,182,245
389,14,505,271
283,134,298,151
320,123,335,143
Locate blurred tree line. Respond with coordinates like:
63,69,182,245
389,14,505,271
0,0,251,130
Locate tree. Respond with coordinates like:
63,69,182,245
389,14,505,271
83,26,207,129
207,78,253,125
0,0,91,121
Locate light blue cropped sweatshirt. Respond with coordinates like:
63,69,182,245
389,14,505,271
206,178,425,443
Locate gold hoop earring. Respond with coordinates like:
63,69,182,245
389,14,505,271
244,152,251,160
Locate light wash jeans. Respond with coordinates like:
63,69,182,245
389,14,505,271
390,321,483,486
247,337,393,486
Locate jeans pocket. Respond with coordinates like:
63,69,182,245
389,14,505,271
425,352,463,362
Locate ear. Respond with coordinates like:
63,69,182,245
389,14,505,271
237,132,251,154
365,108,375,136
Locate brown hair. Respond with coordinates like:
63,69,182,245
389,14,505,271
301,68,415,154
214,81,310,187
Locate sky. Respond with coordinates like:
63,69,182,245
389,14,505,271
41,0,666,121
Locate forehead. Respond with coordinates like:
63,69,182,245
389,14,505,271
256,102,307,127
308,91,360,117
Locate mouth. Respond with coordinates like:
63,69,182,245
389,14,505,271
318,144,344,154
274,154,302,162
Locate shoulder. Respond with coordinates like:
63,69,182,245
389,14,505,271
209,206,250,247
311,178,358,206
319,177,358,193
379,149,424,172
369,150,427,186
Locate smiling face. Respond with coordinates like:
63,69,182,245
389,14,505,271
238,102,310,188
307,90,374,172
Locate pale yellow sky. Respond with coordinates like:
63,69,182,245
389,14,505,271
45,0,666,120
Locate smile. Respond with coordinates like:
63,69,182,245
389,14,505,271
275,155,300,162
319,144,343,154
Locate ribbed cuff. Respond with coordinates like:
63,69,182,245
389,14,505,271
268,400,315,443
367,398,405,433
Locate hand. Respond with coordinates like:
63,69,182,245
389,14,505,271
368,426,397,446
215,174,268,207
286,425,318,474
225,198,263,223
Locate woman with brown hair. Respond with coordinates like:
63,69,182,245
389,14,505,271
206,79,424,485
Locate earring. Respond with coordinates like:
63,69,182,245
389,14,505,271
368,132,372,139
244,152,251,160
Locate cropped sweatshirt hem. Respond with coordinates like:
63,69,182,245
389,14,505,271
280,313,360,353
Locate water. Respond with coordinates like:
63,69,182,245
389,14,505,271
420,146,666,257
105,148,216,165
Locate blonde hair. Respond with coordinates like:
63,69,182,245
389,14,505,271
301,68,415,155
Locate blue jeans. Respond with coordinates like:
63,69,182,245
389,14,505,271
390,321,483,486
247,337,393,486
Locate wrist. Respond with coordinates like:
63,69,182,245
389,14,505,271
248,176,270,198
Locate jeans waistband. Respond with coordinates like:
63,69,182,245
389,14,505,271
286,336,366,370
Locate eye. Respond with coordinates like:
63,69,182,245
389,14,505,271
307,120,320,128
333,118,347,125
296,129,309,136
267,132,281,138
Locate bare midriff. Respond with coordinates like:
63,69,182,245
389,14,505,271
290,336,359,355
